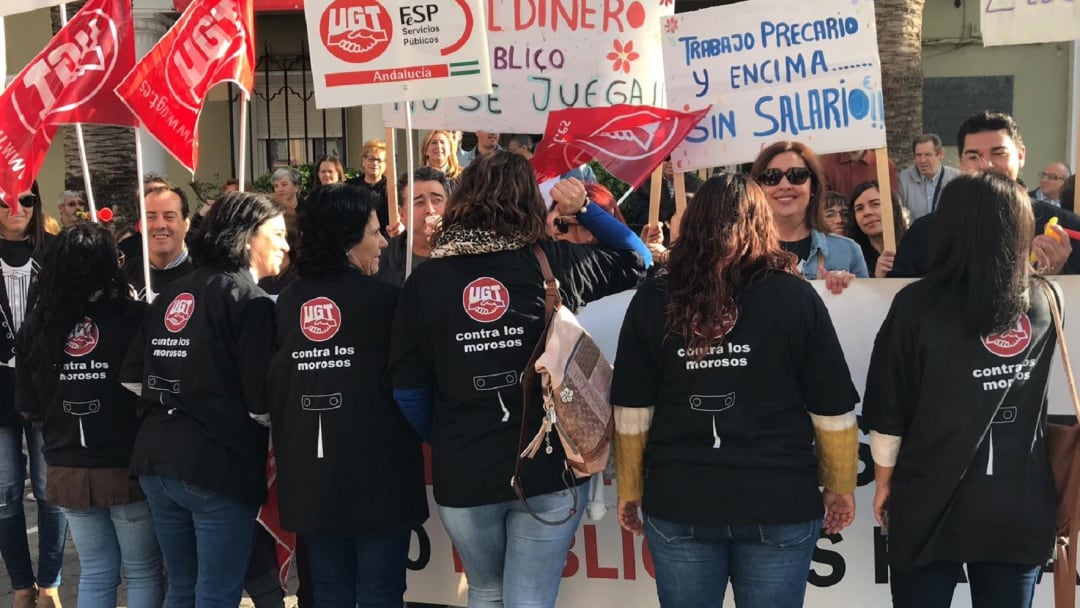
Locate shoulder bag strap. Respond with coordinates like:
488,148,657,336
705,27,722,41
511,245,578,526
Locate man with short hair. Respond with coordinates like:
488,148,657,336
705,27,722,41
458,130,501,167
57,190,86,227
124,182,194,300
890,111,1080,277
897,134,961,220
376,166,449,287
1030,162,1071,206
507,134,534,159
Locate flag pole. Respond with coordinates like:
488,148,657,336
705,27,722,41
237,87,248,191
135,126,153,303
59,3,98,222
404,100,416,280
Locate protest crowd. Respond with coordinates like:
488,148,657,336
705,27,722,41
0,105,1077,608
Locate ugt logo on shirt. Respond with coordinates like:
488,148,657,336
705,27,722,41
64,317,99,357
164,293,195,333
463,277,509,323
982,314,1032,358
300,297,342,342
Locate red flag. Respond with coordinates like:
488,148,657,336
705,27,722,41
115,0,256,173
531,104,711,188
0,0,135,208
256,445,296,590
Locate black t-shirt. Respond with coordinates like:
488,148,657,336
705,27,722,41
863,279,1058,570
388,241,646,507
781,237,812,264
611,272,859,525
124,267,275,506
123,256,195,301
345,176,390,234
17,300,147,468
269,270,428,536
374,234,429,288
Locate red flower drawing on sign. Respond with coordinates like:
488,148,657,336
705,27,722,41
664,17,678,34
607,40,640,74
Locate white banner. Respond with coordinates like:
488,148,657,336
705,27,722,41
382,0,672,132
663,0,886,172
981,0,1080,47
404,277,1080,607
0,0,65,17
304,0,491,107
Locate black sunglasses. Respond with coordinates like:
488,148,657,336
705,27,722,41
757,167,812,187
552,217,579,234
0,194,39,209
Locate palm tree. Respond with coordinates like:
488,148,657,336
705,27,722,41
875,0,926,167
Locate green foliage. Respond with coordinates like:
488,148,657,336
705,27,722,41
588,160,631,200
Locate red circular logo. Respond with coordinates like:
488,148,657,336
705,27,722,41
164,293,196,334
300,297,342,342
982,313,1032,358
463,277,509,323
64,317,99,357
320,0,393,64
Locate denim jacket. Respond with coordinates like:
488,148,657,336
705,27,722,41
801,230,869,279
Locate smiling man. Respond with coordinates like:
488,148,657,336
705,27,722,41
124,182,194,300
897,134,960,220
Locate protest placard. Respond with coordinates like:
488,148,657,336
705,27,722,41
382,0,672,132
981,0,1080,47
663,0,885,171
305,0,492,107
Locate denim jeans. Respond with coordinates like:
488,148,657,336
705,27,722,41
436,480,588,608
62,501,164,608
890,560,1041,608
139,475,258,608
0,423,68,590
643,514,822,608
303,528,411,608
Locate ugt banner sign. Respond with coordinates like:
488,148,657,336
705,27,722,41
663,0,885,171
383,0,672,132
304,0,492,107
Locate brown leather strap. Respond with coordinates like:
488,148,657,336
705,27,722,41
510,245,578,526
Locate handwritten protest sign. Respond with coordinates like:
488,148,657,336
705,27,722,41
382,0,672,132
663,0,885,171
305,0,491,107
981,0,1080,47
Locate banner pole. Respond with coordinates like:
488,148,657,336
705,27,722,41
874,148,896,253
135,126,154,303
238,88,248,191
646,165,663,229
384,126,399,229
404,101,415,280
670,173,687,244
60,3,98,222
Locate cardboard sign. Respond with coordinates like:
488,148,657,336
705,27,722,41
981,0,1080,47
304,0,491,107
382,0,672,132
663,0,886,172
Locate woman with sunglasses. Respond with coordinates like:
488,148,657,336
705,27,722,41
0,185,67,608
613,173,859,608
546,183,628,244
751,142,868,292
848,181,910,278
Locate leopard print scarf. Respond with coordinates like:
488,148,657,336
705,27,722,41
430,223,530,258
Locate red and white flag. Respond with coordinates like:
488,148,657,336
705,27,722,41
0,0,135,209
531,104,711,188
115,0,256,173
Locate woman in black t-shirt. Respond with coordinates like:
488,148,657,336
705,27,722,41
16,223,161,608
864,173,1058,608
613,173,860,608
269,184,427,606
389,151,649,608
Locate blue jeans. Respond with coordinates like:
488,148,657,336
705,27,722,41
303,529,411,608
0,423,68,590
643,514,822,608
890,560,1041,608
62,501,164,608
436,480,588,608
139,475,258,608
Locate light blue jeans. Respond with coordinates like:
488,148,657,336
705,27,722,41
643,514,822,608
0,424,67,590
62,501,164,608
436,480,588,608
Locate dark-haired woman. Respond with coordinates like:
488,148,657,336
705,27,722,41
269,183,427,607
389,151,650,607
848,181,910,278
16,223,162,608
614,173,859,608
125,192,289,607
865,173,1058,608
0,184,67,608
751,142,868,292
